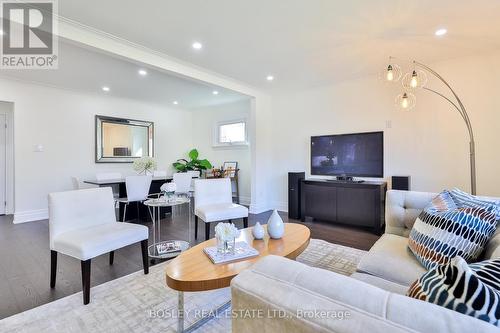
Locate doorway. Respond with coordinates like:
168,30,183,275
0,101,14,216
0,113,5,214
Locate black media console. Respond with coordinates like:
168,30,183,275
300,179,387,235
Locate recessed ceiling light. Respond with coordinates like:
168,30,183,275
102,86,110,92
212,90,219,95
173,101,179,105
266,75,274,81
192,42,202,50
435,28,447,36
138,69,147,76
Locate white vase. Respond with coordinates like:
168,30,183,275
267,210,284,239
252,222,265,240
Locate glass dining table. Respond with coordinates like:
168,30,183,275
83,176,172,221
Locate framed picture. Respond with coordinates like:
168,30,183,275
223,161,238,177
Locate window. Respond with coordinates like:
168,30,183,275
214,119,248,146
220,122,245,143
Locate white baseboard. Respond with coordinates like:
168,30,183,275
249,202,269,214
249,200,288,214
13,209,49,224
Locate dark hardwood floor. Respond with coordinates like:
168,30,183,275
0,210,379,320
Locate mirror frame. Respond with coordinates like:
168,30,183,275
95,115,154,163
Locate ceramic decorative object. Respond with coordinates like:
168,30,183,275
252,222,265,240
267,210,284,239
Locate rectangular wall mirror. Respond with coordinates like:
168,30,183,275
95,115,154,163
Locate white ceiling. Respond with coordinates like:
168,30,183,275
56,0,500,92
0,41,250,109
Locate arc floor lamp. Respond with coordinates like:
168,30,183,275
384,58,476,195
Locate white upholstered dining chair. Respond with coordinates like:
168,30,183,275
116,175,153,222
71,176,95,190
153,170,167,178
194,178,248,240
95,173,123,199
187,170,200,192
173,172,193,196
48,187,149,305
187,170,200,178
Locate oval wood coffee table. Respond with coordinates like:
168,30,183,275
166,223,310,332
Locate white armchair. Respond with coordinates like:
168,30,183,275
194,178,248,240
48,187,149,305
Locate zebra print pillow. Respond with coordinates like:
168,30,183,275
408,190,497,270
408,256,500,327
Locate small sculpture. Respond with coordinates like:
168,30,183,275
252,222,265,240
267,210,284,239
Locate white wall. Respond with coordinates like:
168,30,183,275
191,100,252,204
267,51,500,210
0,78,193,223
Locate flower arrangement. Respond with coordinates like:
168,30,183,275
133,157,157,174
160,182,177,194
215,222,240,242
160,182,177,202
215,222,240,255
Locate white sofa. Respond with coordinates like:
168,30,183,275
231,190,500,333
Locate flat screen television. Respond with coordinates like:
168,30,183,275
311,131,383,177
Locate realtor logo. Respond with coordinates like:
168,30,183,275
1,0,58,69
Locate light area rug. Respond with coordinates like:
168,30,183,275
0,239,366,333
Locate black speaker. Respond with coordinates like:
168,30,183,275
288,172,305,219
392,176,411,191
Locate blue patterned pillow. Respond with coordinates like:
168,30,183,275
408,190,497,270
408,257,500,327
450,188,500,221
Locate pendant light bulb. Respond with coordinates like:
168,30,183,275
401,93,409,109
386,65,394,81
410,70,418,88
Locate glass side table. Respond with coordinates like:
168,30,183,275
143,196,192,261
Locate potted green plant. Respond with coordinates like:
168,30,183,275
172,149,212,175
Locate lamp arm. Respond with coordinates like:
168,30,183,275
422,87,468,124
413,61,475,143
413,60,476,194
